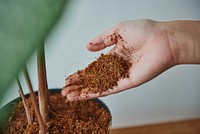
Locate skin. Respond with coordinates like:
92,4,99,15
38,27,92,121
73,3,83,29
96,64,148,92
62,19,200,101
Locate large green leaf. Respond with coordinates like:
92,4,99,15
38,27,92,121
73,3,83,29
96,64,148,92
0,0,67,102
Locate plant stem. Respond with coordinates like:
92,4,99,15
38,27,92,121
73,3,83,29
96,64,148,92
23,67,47,134
17,77,32,125
37,44,50,124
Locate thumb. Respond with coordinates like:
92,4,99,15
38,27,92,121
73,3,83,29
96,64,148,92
86,26,118,52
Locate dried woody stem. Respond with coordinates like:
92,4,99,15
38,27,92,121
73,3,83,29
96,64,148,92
23,67,47,134
16,77,32,125
37,44,50,124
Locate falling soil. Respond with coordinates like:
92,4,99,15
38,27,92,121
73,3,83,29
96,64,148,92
76,53,132,93
2,94,111,134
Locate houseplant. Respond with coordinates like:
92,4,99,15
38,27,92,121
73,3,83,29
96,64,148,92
0,45,112,133
0,1,111,133
0,0,66,104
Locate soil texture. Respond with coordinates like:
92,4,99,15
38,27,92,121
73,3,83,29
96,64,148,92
2,93,111,134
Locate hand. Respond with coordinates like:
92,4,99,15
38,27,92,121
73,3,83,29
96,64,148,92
62,19,175,101
62,19,200,101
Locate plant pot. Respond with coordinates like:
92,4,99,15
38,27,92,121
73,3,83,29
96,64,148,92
0,88,112,133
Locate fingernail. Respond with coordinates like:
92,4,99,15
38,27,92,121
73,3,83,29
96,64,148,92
65,79,71,86
61,89,67,96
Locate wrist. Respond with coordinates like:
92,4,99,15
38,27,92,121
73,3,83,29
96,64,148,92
164,20,200,65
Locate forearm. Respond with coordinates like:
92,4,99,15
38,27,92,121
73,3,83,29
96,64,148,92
163,20,200,65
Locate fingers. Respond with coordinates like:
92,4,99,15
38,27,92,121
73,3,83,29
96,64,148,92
61,78,134,101
62,86,112,101
62,85,79,97
62,86,103,101
65,72,81,86
86,26,118,52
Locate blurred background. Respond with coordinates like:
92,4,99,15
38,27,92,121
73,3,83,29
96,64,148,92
1,0,200,129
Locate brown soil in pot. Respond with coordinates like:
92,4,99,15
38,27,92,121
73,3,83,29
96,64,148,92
2,93,111,134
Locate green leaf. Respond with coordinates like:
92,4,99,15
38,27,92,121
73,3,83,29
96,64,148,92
0,0,67,102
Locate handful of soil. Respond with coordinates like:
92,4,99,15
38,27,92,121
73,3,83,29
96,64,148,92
2,93,111,134
75,53,132,94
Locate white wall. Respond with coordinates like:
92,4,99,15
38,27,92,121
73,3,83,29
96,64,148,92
1,0,200,128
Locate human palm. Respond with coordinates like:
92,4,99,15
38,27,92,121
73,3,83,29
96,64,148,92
62,20,175,101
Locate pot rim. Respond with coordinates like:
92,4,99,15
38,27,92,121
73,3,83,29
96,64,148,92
0,88,112,131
